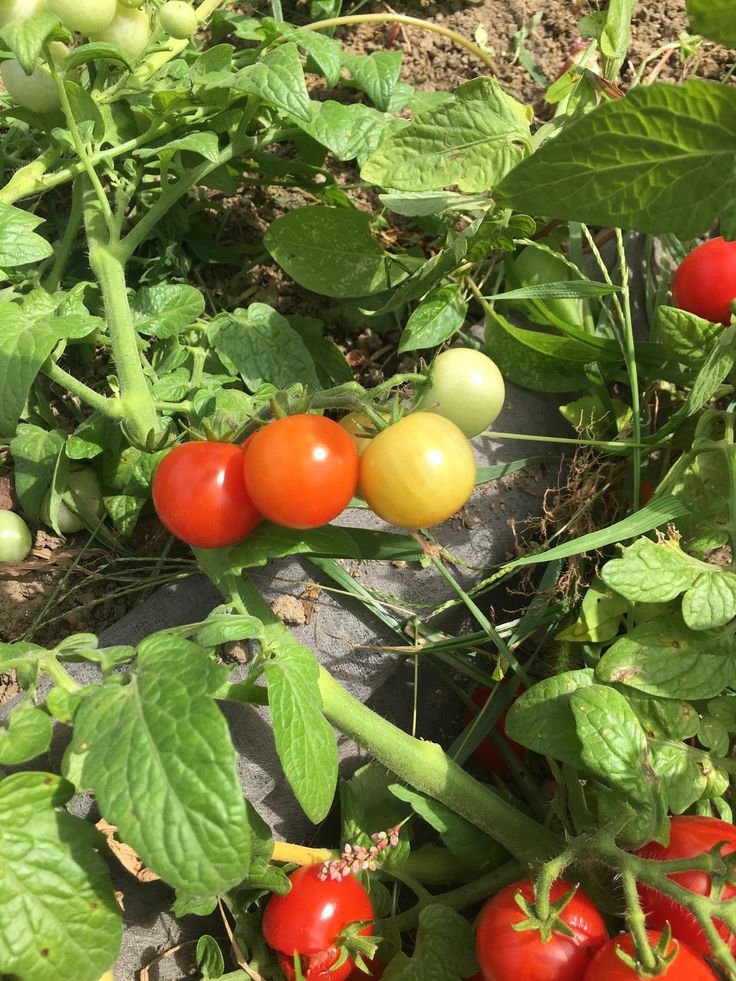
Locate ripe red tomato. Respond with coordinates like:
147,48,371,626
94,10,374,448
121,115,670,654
262,865,373,981
359,413,476,528
243,415,359,529
475,879,607,981
581,930,717,980
152,441,261,548
462,687,524,776
672,237,736,326
638,480,656,506
635,815,736,958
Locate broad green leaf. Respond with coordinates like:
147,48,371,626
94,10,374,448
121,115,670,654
556,579,629,643
0,202,53,266
398,286,467,353
362,77,530,192
380,191,493,217
596,615,736,700
131,283,205,338
2,12,66,74
209,303,319,390
687,0,736,46
190,388,259,441
600,0,636,75
288,314,352,386
498,81,736,238
656,305,722,366
623,689,700,741
341,763,410,847
683,324,736,416
137,132,221,163
0,772,121,981
281,26,342,84
382,906,478,980
341,49,410,112
298,100,408,164
66,411,115,460
264,635,338,823
10,425,65,518
505,669,595,765
264,205,396,298
0,703,52,764
193,614,264,647
73,636,252,894
63,41,134,70
648,740,711,814
233,43,311,123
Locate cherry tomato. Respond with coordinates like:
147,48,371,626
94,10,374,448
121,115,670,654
91,5,150,58
639,480,656,506
635,815,736,958
0,510,32,563
359,413,476,528
152,441,261,548
672,237,736,326
41,467,106,534
476,879,607,981
417,349,505,438
0,61,59,113
462,687,524,776
159,0,198,39
46,0,117,35
262,864,373,981
243,415,359,530
582,930,717,981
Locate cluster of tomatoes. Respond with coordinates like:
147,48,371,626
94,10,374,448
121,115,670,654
152,349,506,547
260,814,734,980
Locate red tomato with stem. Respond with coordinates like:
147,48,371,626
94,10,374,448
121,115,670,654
462,687,524,776
475,879,607,981
635,815,736,958
582,930,717,980
152,442,261,548
262,864,373,981
243,415,359,529
672,236,736,326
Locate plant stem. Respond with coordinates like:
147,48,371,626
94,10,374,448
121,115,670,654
621,867,658,970
44,176,84,293
304,13,497,73
480,430,651,452
270,0,283,21
41,360,123,419
616,230,642,509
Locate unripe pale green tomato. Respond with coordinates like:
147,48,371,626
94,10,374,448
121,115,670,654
1,60,60,113
417,349,505,438
0,0,45,28
91,5,151,58
159,1,198,39
40,468,106,534
117,0,146,6
0,509,32,563
46,0,117,35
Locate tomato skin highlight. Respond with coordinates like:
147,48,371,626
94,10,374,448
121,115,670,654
462,687,524,776
672,236,736,326
152,442,261,548
475,879,607,981
418,349,505,438
360,413,476,528
635,815,736,957
262,864,373,981
243,415,359,530
581,930,717,981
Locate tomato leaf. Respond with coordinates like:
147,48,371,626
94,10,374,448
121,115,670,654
506,669,595,765
398,286,467,353
130,283,206,339
556,579,630,643
297,101,407,166
233,43,311,123
656,305,722,366
341,49,411,112
72,635,253,894
0,202,54,267
382,906,478,980
287,315,352,386
10,424,65,518
0,772,121,981
686,0,736,46
1,11,69,74
0,703,53,765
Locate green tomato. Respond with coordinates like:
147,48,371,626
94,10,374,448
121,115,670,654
0,0,45,28
41,468,106,535
0,60,60,113
417,349,505,438
159,0,198,39
91,5,150,58
513,244,582,327
0,510,32,563
117,0,146,6
46,0,117,35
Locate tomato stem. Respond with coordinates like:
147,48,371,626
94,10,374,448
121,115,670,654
621,866,659,971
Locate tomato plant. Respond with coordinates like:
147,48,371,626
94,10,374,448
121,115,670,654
152,441,261,548
41,467,106,534
672,237,736,326
46,0,117,34
339,412,386,458
359,413,476,528
262,864,373,981
462,687,524,776
243,415,359,530
0,509,32,563
417,349,505,438
159,1,199,39
0,61,60,114
91,5,150,58
581,931,717,980
475,879,607,981
635,815,736,958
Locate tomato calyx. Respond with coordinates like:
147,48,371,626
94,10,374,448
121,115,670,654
511,881,580,943
612,925,679,978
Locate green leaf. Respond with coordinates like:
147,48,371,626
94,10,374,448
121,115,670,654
505,669,595,765
137,132,221,163
0,772,121,981
0,703,52,764
209,303,319,391
648,739,712,814
73,636,252,894
63,41,134,70
10,425,65,518
498,80,736,238
382,906,478,980
683,324,736,416
341,763,409,845
287,315,352,386
380,190,493,217
289,27,342,85
656,305,722,366
596,615,736,700
600,0,636,74
686,0,736,46
341,49,409,112
193,614,264,647
362,77,530,192
264,635,338,823
297,100,408,165
264,205,395,298
131,283,205,339
0,202,54,266
398,286,467,353
556,579,629,643
233,43,311,123
2,11,67,73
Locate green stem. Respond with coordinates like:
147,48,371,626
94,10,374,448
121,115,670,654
41,654,81,692
480,430,651,452
41,360,123,419
616,230,642,509
621,867,658,971
44,176,84,293
0,147,59,205
304,13,497,74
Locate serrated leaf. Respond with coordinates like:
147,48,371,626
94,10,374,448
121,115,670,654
656,305,722,365
0,703,52,764
0,772,121,981
683,323,736,416
73,636,252,894
209,303,319,390
686,0,736,46
398,286,467,353
233,43,311,123
0,202,53,266
498,80,736,238
505,669,595,765
130,283,205,339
